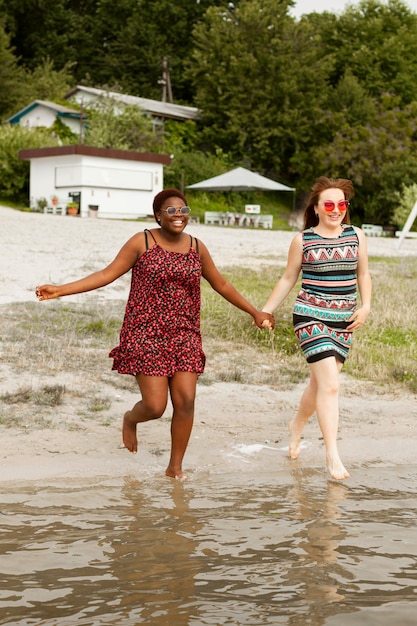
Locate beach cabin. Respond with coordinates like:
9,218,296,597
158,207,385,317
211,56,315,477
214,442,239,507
19,145,171,219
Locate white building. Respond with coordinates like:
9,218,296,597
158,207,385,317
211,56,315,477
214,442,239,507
7,100,82,135
19,145,171,219
65,85,199,122
8,88,199,136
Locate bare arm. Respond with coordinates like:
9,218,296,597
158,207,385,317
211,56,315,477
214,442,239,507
36,233,146,300
346,227,372,330
199,241,274,329
261,233,303,314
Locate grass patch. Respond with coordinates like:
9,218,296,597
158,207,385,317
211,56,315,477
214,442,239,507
0,198,30,211
343,256,417,391
87,395,112,413
1,384,65,406
201,265,299,357
202,258,417,392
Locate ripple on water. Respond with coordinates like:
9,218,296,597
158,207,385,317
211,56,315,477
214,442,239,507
0,466,416,625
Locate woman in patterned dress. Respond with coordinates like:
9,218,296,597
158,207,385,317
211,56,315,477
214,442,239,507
262,177,372,480
35,189,274,480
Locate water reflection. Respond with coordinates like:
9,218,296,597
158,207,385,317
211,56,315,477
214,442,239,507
284,475,350,625
107,478,202,624
186,471,353,624
0,466,416,625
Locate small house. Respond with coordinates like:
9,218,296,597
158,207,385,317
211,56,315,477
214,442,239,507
8,87,199,136
65,85,199,124
19,145,171,219
7,100,82,135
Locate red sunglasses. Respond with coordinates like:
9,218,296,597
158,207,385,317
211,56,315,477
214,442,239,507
323,201,350,212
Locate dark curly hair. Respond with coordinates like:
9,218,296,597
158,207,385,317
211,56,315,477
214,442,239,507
152,188,188,223
303,176,354,229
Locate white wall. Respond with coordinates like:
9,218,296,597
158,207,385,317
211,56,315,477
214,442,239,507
19,108,80,135
21,108,57,129
29,154,164,219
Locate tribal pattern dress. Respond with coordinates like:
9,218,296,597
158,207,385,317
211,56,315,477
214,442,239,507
293,224,359,363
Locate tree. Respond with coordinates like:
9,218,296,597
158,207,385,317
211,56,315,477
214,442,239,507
0,21,27,120
163,146,232,191
0,0,230,102
311,96,417,224
83,98,164,152
0,124,60,202
0,0,97,74
315,0,417,105
85,0,231,101
188,0,333,182
25,58,74,102
393,183,417,231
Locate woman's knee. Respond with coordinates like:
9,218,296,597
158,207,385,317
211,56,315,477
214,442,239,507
140,398,167,420
136,374,169,419
172,394,195,416
169,372,197,415
319,379,339,396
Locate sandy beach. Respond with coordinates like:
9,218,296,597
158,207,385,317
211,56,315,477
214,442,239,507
1,204,417,483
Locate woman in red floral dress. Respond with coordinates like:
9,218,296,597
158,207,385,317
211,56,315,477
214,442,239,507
36,189,274,479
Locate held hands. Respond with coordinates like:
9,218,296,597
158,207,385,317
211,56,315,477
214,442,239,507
346,306,370,331
254,311,275,330
35,285,60,301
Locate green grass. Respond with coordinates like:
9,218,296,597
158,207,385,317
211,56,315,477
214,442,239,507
0,197,31,211
201,258,417,392
1,255,416,396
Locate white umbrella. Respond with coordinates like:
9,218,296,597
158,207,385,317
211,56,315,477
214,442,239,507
186,166,295,192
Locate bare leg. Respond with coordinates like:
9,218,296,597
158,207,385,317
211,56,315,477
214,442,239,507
165,371,198,480
310,358,349,480
289,376,318,459
122,374,169,453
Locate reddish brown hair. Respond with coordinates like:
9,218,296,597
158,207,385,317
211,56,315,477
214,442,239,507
303,176,355,229
153,188,187,223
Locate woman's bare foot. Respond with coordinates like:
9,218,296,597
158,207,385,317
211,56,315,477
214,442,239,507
165,467,188,481
122,410,138,453
288,420,303,459
326,451,350,480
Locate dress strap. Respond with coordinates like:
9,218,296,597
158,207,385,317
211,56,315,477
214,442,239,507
144,229,157,250
193,236,199,253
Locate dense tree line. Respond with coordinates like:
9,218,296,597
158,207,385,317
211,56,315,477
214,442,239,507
1,0,417,226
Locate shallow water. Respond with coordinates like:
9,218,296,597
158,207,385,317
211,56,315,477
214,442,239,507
1,464,416,626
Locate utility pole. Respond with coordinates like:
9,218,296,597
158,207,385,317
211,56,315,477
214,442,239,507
78,98,84,144
158,57,173,103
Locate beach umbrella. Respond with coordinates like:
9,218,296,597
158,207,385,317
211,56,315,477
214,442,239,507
186,167,295,192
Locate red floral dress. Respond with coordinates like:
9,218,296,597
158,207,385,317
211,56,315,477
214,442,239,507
109,231,206,377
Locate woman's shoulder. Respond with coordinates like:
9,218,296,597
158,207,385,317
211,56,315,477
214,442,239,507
288,231,303,254
123,230,150,256
349,224,366,243
345,224,361,237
